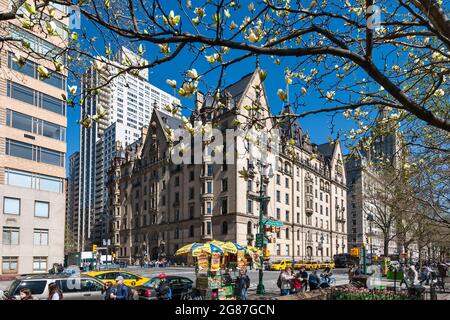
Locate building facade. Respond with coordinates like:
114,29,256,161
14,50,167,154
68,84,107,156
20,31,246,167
75,47,180,251
107,70,348,263
345,113,403,258
0,2,68,274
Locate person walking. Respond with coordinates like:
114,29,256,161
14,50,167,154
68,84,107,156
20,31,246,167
19,288,36,300
48,282,63,300
109,276,130,300
155,273,172,300
102,282,115,300
236,270,250,300
278,267,294,296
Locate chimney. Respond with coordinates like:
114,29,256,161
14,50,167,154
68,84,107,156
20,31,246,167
195,91,204,111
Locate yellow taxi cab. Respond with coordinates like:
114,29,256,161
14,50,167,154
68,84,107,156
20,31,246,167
304,261,320,270
84,270,149,287
293,260,309,270
270,259,292,271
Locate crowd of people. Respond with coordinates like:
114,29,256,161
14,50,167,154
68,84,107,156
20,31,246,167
277,267,334,296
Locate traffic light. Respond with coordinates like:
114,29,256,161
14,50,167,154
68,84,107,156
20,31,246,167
92,244,97,253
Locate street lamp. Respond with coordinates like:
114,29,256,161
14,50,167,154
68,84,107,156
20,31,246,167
367,213,374,265
251,160,274,296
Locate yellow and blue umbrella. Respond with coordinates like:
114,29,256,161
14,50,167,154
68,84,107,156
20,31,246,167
192,243,223,256
175,242,203,256
220,242,245,254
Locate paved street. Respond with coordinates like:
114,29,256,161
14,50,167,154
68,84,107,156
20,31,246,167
125,266,351,295
0,267,350,295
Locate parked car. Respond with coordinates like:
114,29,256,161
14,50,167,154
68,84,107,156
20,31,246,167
84,270,149,287
4,273,105,300
135,276,194,300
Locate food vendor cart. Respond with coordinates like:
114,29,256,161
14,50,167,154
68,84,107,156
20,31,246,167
175,240,263,300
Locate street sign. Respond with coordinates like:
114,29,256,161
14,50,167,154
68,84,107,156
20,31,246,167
350,247,359,257
262,219,284,227
255,233,268,248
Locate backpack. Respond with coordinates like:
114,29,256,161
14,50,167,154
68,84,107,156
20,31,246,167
277,273,282,288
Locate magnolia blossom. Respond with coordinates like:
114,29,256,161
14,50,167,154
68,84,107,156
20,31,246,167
343,109,352,119
158,44,170,57
68,85,78,95
37,65,49,78
194,7,206,18
166,79,177,88
326,91,336,100
277,89,288,102
186,69,199,80
434,89,445,97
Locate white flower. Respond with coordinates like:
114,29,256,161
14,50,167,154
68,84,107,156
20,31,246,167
277,89,288,102
301,87,307,95
392,65,401,72
37,65,49,78
326,91,336,100
166,79,177,88
186,69,199,80
194,7,206,18
68,85,78,95
343,109,352,119
434,89,445,97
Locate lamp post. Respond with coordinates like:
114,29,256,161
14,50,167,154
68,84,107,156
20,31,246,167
251,161,274,296
319,234,324,262
367,213,374,265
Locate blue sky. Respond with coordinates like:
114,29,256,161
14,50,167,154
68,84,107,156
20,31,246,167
66,13,358,166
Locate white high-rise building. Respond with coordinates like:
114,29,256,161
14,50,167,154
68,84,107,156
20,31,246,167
75,47,180,251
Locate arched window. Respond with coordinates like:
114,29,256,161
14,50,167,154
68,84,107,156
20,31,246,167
247,221,252,234
189,225,194,237
297,230,300,240
175,227,179,239
222,221,228,235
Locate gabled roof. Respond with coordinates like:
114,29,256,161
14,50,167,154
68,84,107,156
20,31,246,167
155,109,182,130
224,72,254,103
317,143,335,159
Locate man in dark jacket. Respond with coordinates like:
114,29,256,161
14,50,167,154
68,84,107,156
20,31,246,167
155,273,172,300
110,276,130,300
236,270,250,300
298,267,309,291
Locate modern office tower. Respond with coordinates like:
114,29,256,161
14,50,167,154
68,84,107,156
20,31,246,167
77,46,180,250
108,69,348,263
0,3,68,274
67,152,80,250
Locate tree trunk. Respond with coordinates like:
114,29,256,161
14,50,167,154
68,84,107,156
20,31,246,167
384,237,390,257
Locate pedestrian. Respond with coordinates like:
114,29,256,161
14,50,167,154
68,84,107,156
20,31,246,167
278,267,294,296
348,264,355,284
109,276,130,300
291,274,302,294
236,270,250,300
19,288,36,300
298,267,309,291
308,270,321,290
437,262,448,284
48,282,63,300
102,282,115,300
155,273,172,300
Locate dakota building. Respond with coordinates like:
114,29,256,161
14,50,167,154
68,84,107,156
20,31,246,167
107,70,348,262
